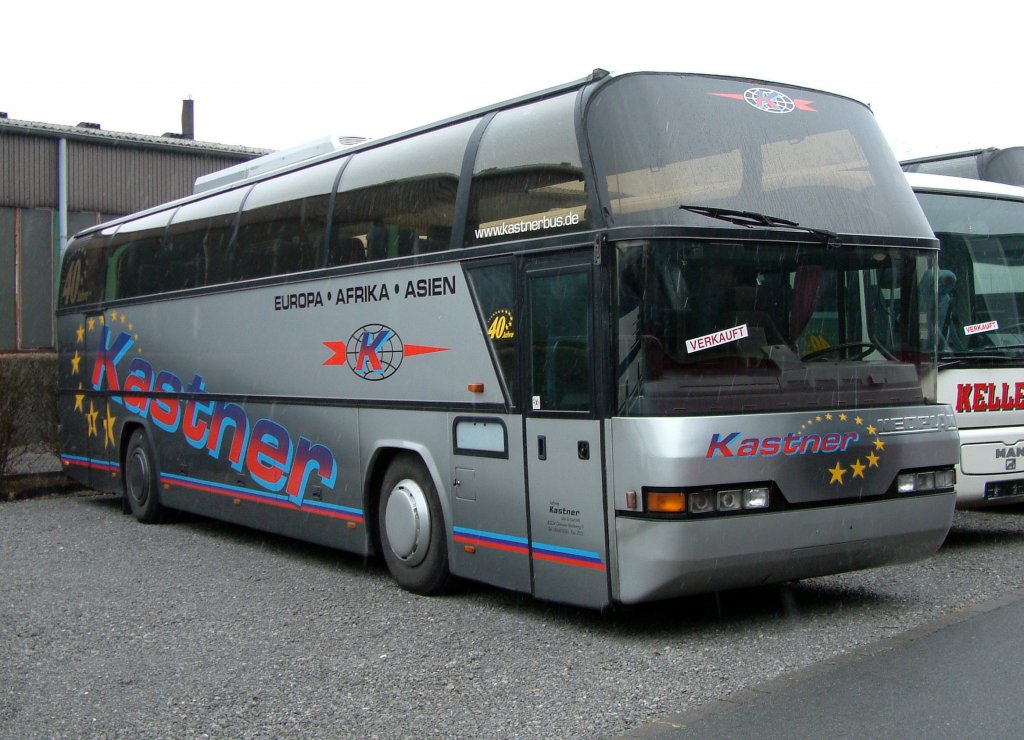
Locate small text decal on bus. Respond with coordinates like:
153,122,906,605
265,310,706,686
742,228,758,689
686,324,748,353
964,320,999,336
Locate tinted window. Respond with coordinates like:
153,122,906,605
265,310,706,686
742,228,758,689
105,211,175,299
466,93,589,246
234,160,341,280
165,188,249,288
529,268,591,412
587,73,931,237
328,122,474,266
59,231,109,308
466,261,518,405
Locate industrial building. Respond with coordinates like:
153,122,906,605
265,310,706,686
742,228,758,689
0,104,268,351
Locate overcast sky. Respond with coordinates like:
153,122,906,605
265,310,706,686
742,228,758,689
5,1,1020,159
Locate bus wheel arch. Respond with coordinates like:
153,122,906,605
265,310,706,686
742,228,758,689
122,425,165,524
374,450,453,595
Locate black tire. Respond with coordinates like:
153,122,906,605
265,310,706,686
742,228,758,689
123,429,165,524
378,454,452,595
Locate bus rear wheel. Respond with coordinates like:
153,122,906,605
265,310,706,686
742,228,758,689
123,429,165,524
378,454,452,595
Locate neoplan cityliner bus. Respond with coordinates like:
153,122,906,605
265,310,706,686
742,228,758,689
907,172,1024,506
58,70,958,608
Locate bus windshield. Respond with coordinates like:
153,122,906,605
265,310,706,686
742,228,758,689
614,238,936,416
916,191,1024,360
587,73,932,238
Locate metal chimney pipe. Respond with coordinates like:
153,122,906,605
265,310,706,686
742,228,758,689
181,99,195,140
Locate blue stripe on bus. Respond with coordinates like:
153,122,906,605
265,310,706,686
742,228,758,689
60,454,119,472
531,541,605,568
453,526,529,546
453,526,530,554
160,472,364,523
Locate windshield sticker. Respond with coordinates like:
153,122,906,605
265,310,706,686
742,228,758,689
686,324,748,353
487,309,515,340
710,89,817,113
964,320,999,336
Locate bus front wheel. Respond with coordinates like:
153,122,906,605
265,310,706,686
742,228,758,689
123,429,165,524
378,455,452,595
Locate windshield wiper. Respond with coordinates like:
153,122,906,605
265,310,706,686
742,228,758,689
940,352,1024,368
679,204,842,247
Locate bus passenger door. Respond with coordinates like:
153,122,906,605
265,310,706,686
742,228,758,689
523,259,610,608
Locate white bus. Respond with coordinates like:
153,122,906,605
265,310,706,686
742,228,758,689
57,71,958,608
908,172,1024,505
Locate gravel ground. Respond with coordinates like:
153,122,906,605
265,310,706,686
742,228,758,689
2,492,1023,739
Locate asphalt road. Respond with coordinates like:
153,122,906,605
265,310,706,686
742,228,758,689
3,492,1024,738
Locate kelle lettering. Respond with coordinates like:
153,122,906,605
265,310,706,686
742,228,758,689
955,382,1024,412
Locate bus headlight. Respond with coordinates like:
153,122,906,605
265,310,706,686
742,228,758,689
897,468,956,493
742,486,770,509
717,489,742,511
688,490,717,514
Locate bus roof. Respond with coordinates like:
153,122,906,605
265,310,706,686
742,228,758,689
906,171,1024,200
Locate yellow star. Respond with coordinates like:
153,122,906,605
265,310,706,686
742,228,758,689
102,404,117,449
120,314,127,324
110,310,118,323
816,415,822,422
74,390,84,413
828,461,847,485
874,438,885,452
866,424,877,436
128,323,134,332
850,459,867,479
839,413,848,421
826,413,833,420
76,325,85,343
99,315,105,325
855,416,863,425
87,318,95,331
71,351,81,374
86,402,99,438
867,451,880,468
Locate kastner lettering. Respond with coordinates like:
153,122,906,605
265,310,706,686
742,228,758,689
706,430,858,459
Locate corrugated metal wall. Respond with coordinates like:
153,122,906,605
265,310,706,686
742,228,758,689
67,141,246,213
1,128,261,350
0,135,58,209
0,133,251,213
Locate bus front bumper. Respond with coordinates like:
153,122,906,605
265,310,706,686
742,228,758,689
613,492,955,604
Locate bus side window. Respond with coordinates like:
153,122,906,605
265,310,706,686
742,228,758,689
465,92,589,247
466,261,518,406
60,234,109,307
231,161,338,278
529,270,591,412
329,121,474,265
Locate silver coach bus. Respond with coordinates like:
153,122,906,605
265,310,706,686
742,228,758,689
58,70,958,608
